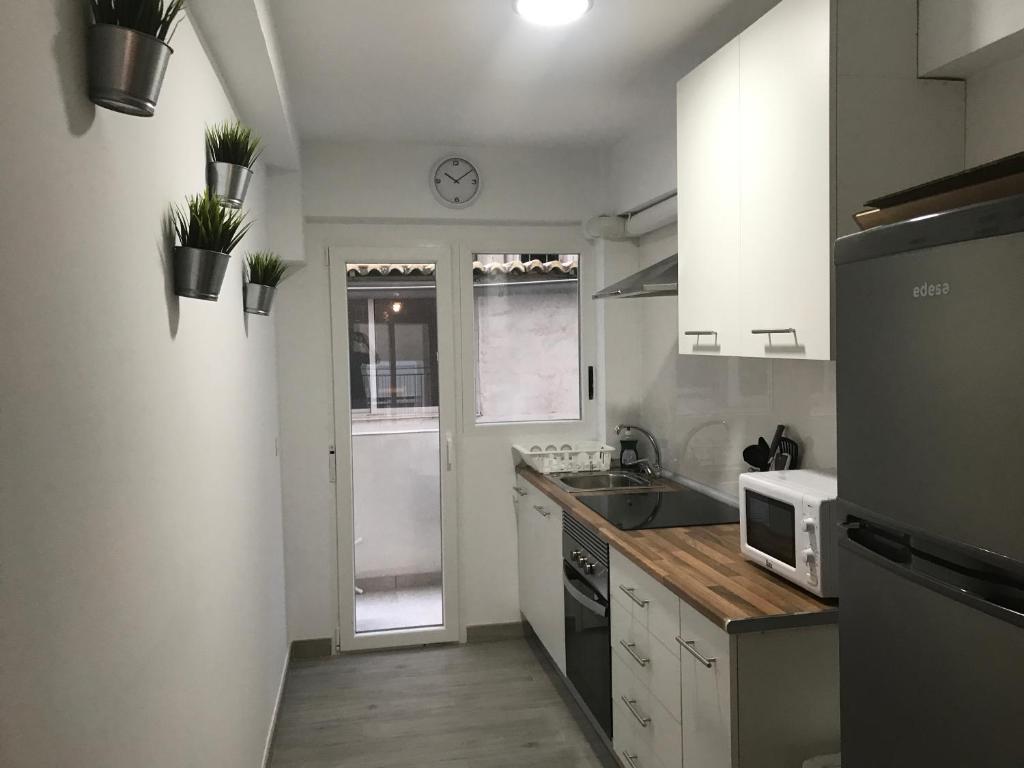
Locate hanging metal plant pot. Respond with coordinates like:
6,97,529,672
206,122,263,208
171,191,251,302
87,25,173,117
243,283,276,316
174,247,231,301
242,252,287,316
206,162,254,209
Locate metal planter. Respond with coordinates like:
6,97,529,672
243,284,276,316
174,247,231,301
87,25,173,117
207,162,255,209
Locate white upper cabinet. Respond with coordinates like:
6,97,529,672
677,39,741,356
737,0,831,359
677,0,966,361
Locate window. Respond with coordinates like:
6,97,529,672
346,264,440,420
472,254,581,424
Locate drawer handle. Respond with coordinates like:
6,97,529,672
622,752,640,768
676,636,716,668
618,585,650,607
684,330,717,337
619,640,650,667
533,504,551,518
513,486,527,497
621,696,652,728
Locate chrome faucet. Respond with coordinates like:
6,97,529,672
614,424,662,478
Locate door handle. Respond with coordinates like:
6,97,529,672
513,486,528,497
445,432,453,471
676,636,716,668
622,753,640,768
533,504,551,518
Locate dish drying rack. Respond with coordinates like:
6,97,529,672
513,442,615,474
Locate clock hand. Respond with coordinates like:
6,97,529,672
455,169,475,182
444,173,459,184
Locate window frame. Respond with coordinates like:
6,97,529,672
458,247,597,434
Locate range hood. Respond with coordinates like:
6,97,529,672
593,255,678,299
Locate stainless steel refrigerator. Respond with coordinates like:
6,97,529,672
835,194,1024,767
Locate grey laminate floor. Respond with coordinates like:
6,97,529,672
268,638,617,768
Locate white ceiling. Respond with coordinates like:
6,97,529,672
269,0,776,148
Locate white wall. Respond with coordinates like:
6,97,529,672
919,0,1024,77
604,228,837,501
303,141,608,223
0,8,287,768
965,53,1024,166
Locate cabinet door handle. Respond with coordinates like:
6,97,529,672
618,585,650,607
676,636,716,668
622,752,641,768
684,330,717,336
513,486,527,497
621,696,652,727
619,640,650,667
533,504,551,518
751,327,796,337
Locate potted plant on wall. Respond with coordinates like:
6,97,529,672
243,252,287,316
87,0,186,117
206,121,262,209
173,190,251,301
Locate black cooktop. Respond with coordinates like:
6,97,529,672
579,488,738,531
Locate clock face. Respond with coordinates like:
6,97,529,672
431,157,480,208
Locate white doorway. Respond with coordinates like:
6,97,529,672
329,246,460,650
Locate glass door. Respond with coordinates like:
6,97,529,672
329,247,459,650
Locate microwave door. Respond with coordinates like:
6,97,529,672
745,490,797,570
836,227,1024,564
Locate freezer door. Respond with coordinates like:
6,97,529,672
836,230,1024,564
839,531,1024,767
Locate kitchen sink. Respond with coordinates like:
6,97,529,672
552,471,652,493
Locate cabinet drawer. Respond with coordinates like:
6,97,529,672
614,613,682,723
614,657,683,768
611,551,680,652
678,599,733,768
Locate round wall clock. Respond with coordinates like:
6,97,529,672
430,156,481,209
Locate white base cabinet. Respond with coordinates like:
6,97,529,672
513,479,565,673
611,551,840,768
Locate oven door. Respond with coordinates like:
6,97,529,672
740,488,800,580
563,562,612,739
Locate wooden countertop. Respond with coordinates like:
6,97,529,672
518,466,838,634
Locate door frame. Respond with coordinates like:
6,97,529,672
328,245,461,651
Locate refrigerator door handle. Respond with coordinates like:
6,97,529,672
840,534,1024,629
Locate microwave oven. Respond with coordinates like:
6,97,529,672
739,470,839,598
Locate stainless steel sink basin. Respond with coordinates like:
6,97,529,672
552,471,652,493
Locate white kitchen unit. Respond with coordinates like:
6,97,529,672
611,551,840,768
513,479,566,673
677,0,965,360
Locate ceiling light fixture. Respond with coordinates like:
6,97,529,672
514,0,593,27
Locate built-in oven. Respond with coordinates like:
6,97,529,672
739,470,839,598
562,512,612,739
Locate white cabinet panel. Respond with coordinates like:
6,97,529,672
677,39,741,357
514,482,565,673
679,599,734,768
736,0,831,360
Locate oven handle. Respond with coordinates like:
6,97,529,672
563,564,609,618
